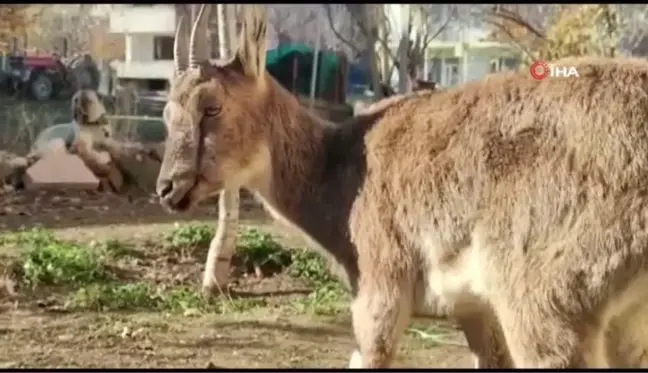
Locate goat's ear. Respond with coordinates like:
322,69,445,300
235,5,267,79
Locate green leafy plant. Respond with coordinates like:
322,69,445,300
164,222,215,250
12,231,109,288
237,228,292,270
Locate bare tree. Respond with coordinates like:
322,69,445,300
322,4,366,56
324,4,458,97
322,4,384,98
266,5,325,48
616,4,648,56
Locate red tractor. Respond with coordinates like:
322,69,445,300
0,51,99,101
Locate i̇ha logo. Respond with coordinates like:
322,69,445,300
530,61,579,80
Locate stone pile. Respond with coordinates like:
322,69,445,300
1,137,164,195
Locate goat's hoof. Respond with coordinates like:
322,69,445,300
201,280,229,299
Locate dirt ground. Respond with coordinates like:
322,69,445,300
0,190,474,368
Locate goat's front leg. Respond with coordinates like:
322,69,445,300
202,189,240,295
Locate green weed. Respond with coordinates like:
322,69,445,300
70,282,264,313
4,230,110,288
289,249,336,285
237,228,292,269
161,223,348,314
289,249,347,315
71,282,163,311
1,226,347,315
164,222,214,250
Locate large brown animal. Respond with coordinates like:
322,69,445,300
156,4,648,369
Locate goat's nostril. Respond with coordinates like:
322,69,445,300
159,181,173,198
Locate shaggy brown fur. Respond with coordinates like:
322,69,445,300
156,4,648,369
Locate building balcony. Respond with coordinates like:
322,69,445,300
110,60,174,80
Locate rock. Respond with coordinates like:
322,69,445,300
0,151,29,187
120,326,131,338
22,138,69,172
23,151,100,191
57,334,74,342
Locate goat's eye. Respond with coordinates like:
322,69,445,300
204,106,221,117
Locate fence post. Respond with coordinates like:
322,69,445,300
309,18,323,108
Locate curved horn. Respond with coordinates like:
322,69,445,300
189,4,211,68
173,16,188,75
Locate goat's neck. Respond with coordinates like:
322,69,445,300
250,101,362,291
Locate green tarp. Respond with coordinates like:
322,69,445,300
265,43,340,99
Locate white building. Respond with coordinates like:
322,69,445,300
423,27,520,88
109,4,178,90
380,4,520,89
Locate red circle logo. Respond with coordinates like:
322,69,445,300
530,61,549,80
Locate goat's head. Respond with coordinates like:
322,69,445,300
157,5,272,212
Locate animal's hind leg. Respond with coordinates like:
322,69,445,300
349,279,414,368
348,251,414,368
495,294,583,368
603,287,648,367
457,306,514,368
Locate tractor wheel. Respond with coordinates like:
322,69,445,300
29,71,54,101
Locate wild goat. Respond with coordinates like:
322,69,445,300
156,4,648,369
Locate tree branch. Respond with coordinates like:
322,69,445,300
489,19,537,61
484,6,546,40
322,4,361,54
419,9,454,54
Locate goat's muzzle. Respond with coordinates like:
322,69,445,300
156,175,195,213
